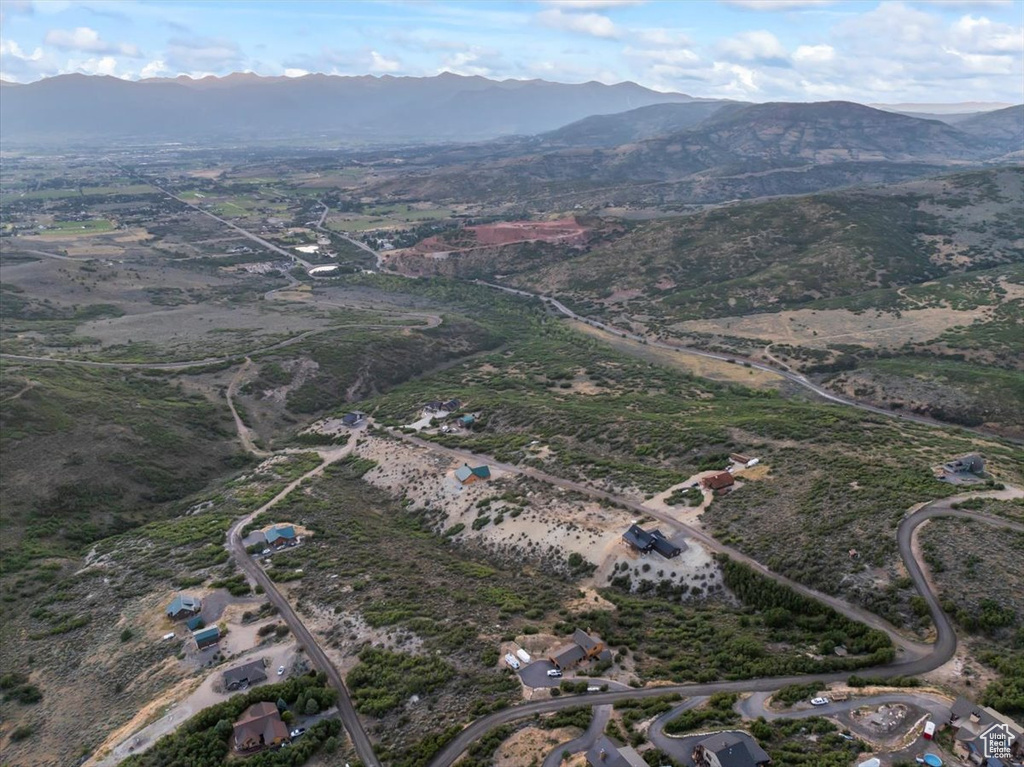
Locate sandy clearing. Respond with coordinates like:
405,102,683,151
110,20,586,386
490,725,582,767
677,305,994,350
353,435,727,600
355,433,629,568
568,320,781,388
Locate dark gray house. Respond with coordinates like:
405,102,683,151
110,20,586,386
649,529,682,558
341,411,366,428
622,524,655,553
692,731,771,767
622,524,681,558
223,659,268,691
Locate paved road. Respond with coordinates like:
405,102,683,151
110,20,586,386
224,444,382,767
541,704,611,767
644,696,708,764
648,691,954,765
734,690,952,723
473,280,1022,445
411,473,1022,766
312,201,381,268
110,163,315,271
390,428,932,658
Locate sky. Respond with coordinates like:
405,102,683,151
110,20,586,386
1,0,1022,104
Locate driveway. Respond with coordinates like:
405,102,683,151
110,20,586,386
521,660,562,688
650,692,954,766
646,697,709,765
541,705,612,767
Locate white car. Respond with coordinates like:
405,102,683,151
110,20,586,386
810,697,830,706
547,669,563,678
277,665,285,676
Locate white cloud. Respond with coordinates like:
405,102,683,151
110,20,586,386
140,59,168,78
624,46,701,67
630,28,693,47
792,43,835,63
718,30,789,63
536,8,619,38
540,0,644,6
369,50,401,73
76,55,121,77
165,36,244,72
721,0,834,9
0,39,44,62
44,27,142,57
284,67,309,77
950,14,1023,53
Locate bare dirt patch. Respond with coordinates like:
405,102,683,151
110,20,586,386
678,306,993,350
410,218,589,254
490,725,581,767
569,321,782,389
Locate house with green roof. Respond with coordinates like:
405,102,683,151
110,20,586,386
454,464,490,485
265,525,296,549
166,593,202,621
193,625,220,650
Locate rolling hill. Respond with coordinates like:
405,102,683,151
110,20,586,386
538,101,741,148
365,101,1017,207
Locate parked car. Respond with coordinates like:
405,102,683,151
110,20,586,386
277,665,285,675
547,669,563,678
810,697,830,706
290,728,305,738
261,548,271,555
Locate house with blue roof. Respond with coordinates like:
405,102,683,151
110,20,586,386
166,594,202,621
265,525,296,549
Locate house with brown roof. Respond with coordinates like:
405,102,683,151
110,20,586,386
232,701,290,752
549,629,607,669
702,471,735,492
948,695,1023,765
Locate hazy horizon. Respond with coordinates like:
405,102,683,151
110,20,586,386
1,0,1022,104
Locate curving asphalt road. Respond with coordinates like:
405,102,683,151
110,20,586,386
12,179,1019,764
473,280,1022,445
419,487,1022,767
541,704,612,767
648,691,954,764
390,428,932,658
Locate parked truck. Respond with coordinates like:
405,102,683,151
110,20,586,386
504,653,521,670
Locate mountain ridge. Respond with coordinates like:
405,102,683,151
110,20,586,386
0,72,702,145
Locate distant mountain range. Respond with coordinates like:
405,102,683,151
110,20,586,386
0,72,709,146
366,100,1024,206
